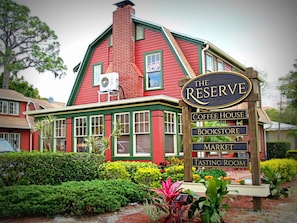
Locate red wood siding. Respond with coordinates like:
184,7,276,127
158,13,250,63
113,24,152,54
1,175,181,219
74,39,111,105
19,102,27,118
136,28,187,99
176,39,199,75
20,130,30,151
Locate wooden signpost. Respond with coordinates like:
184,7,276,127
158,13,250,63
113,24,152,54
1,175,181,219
179,68,262,211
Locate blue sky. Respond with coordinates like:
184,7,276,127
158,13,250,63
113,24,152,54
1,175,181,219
13,0,297,107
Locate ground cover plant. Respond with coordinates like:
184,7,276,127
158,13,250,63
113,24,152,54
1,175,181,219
0,179,146,218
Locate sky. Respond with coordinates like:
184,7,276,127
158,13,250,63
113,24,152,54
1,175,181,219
12,0,297,108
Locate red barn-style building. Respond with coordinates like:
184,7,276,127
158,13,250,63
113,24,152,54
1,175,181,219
0,89,64,152
27,0,270,164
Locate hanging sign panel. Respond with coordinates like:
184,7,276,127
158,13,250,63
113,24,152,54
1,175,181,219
192,142,248,152
193,158,249,168
191,110,248,121
181,72,252,109
192,126,247,136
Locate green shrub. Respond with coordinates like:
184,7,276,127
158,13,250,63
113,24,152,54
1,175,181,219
162,165,185,182
0,179,145,218
100,161,130,180
198,168,227,179
118,161,158,182
134,167,161,187
0,152,104,186
286,150,297,160
267,142,291,159
261,166,291,199
260,158,297,182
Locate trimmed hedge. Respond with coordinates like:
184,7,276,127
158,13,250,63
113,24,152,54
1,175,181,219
267,142,291,159
0,179,146,218
0,152,105,186
260,158,297,182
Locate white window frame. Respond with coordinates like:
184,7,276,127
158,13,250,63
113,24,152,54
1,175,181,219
9,101,19,115
0,100,8,114
145,51,162,90
54,119,66,152
0,132,20,150
164,111,177,156
206,53,214,72
74,116,87,152
114,113,130,157
133,111,150,156
93,63,102,86
178,113,183,155
217,60,224,71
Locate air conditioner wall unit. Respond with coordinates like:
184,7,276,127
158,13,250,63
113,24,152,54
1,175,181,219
100,72,119,92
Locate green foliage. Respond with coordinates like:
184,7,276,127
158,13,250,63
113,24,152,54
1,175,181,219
267,142,291,159
150,178,186,222
0,0,67,89
134,167,162,187
278,60,297,109
265,108,280,122
198,168,227,179
0,152,105,186
260,158,297,182
144,199,162,222
162,165,185,182
286,150,297,160
0,179,145,218
261,166,291,199
100,161,130,180
114,161,159,183
0,75,41,98
188,177,231,223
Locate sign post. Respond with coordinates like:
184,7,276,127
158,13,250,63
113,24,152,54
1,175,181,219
180,69,263,211
244,67,262,211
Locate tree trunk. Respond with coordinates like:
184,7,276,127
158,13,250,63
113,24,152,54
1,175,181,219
2,61,10,89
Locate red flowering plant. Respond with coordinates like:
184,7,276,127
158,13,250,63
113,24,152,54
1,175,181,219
150,178,192,222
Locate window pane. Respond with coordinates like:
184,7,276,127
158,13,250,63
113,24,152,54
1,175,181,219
93,64,102,86
134,111,150,155
217,60,224,71
115,113,130,156
117,135,130,154
135,134,150,154
206,54,213,72
91,115,103,136
165,134,174,153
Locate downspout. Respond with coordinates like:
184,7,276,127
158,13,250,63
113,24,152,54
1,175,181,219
201,43,209,74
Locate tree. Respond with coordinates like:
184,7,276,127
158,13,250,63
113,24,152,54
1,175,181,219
278,60,297,109
0,74,41,98
0,0,67,89
265,108,280,122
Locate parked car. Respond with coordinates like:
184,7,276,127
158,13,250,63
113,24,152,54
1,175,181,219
0,138,19,153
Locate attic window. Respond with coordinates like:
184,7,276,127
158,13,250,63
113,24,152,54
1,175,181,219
135,25,144,40
145,51,162,90
93,63,102,86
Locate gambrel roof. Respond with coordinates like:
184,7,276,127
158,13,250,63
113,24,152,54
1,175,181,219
68,15,246,106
